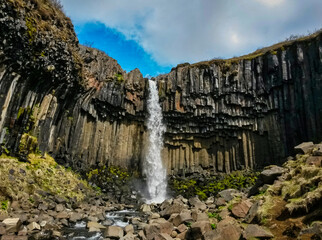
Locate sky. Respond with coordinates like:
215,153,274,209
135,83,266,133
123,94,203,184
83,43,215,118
61,0,322,77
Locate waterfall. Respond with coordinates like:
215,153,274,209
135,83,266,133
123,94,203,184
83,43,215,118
144,80,167,203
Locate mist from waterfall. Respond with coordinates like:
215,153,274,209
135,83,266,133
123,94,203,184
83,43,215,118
144,79,167,203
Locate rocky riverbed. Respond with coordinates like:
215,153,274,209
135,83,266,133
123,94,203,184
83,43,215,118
0,141,321,239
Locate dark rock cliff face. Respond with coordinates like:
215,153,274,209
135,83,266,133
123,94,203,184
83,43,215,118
156,36,322,174
0,0,321,175
0,0,147,172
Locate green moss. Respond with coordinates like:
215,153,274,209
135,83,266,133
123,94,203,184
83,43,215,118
211,223,217,230
1,200,8,210
114,73,124,82
169,170,259,199
208,212,222,221
25,17,37,44
17,107,25,120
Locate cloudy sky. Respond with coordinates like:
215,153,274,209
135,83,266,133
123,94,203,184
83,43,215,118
61,0,322,76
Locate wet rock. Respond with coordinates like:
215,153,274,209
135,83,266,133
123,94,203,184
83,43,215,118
69,212,83,223
124,224,134,234
104,226,124,238
87,221,106,229
294,142,314,154
243,224,274,239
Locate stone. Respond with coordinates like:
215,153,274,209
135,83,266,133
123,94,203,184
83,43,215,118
171,230,178,237
150,213,160,219
215,217,242,240
243,224,274,239
231,200,252,218
218,189,239,202
244,201,260,223
144,219,173,240
69,212,83,222
260,165,284,184
18,226,28,236
104,226,124,238
176,230,188,240
306,156,322,167
214,198,226,206
294,142,314,154
121,233,136,240
172,210,193,227
177,224,188,233
124,224,134,234
189,221,212,239
196,212,209,222
56,211,69,219
188,196,207,210
160,203,186,218
313,144,322,156
205,196,214,205
2,218,22,233
27,222,41,231
140,204,151,213
87,221,106,229
1,236,27,240
155,233,173,240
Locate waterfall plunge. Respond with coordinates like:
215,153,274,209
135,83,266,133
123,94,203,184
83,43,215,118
144,80,167,203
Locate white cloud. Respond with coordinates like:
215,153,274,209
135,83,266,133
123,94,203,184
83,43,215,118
61,0,322,66
255,0,285,7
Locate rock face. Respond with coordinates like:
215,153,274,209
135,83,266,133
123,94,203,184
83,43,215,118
1,0,322,174
156,35,322,174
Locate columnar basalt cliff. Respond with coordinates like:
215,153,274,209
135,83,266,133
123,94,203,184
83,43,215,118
0,0,147,172
0,0,321,175
157,37,322,174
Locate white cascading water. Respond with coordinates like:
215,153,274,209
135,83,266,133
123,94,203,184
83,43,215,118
144,80,167,203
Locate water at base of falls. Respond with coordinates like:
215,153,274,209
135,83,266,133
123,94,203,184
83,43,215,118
144,80,167,203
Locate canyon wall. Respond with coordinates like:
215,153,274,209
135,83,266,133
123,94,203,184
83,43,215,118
157,37,322,174
0,0,322,175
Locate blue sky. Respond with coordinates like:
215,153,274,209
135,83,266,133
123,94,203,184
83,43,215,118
61,0,322,77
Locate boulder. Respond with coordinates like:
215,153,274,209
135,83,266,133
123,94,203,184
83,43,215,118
56,211,69,219
294,142,314,154
155,233,173,240
160,202,186,218
243,224,274,239
69,212,83,222
306,156,322,167
2,218,22,233
313,144,322,156
124,224,134,234
218,189,239,202
177,223,188,233
188,196,207,210
140,204,152,213
27,222,41,231
104,226,124,238
172,210,193,227
189,221,212,239
231,200,252,218
87,221,106,229
244,201,260,223
260,165,284,184
215,217,242,240
144,218,173,240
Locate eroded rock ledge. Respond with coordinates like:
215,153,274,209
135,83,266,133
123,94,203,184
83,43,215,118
0,0,322,175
